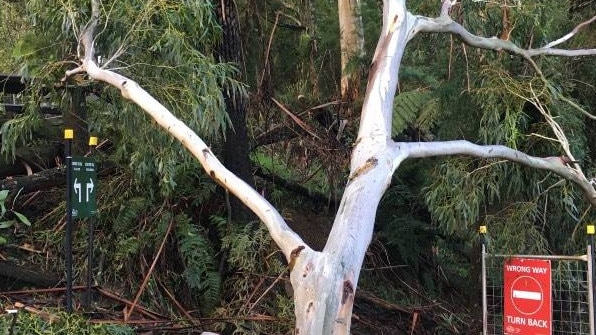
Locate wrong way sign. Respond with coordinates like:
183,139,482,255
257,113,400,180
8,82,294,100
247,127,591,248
503,258,551,335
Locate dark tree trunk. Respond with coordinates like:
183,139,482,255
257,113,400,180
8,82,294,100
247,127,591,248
63,87,88,155
215,0,254,221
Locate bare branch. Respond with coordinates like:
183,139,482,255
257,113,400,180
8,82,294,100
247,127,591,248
79,0,100,62
409,13,596,60
67,0,309,261
544,15,596,49
396,141,596,207
440,0,457,18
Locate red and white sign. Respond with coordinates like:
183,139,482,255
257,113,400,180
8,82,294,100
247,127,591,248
503,258,551,335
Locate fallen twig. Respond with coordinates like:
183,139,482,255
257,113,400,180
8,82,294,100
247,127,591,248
14,301,59,322
125,219,175,321
94,286,164,320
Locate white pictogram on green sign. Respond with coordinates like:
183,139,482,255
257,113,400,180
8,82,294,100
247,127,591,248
70,157,97,218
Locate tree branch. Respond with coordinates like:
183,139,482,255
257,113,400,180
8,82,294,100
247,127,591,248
394,140,596,207
543,15,596,49
409,11,596,63
67,0,309,261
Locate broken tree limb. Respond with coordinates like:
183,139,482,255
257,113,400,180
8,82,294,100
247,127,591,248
68,0,308,263
0,260,61,288
0,166,66,193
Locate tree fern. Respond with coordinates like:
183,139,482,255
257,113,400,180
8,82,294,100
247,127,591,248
416,96,441,135
176,214,221,311
392,89,439,138
113,197,151,235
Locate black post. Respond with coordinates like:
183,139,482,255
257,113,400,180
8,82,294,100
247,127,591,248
85,136,98,309
589,224,596,335
480,225,488,335
64,129,74,312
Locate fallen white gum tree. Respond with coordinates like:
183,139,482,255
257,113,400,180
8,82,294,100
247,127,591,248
66,0,596,333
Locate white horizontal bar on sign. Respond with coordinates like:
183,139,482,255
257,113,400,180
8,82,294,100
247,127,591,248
513,290,542,301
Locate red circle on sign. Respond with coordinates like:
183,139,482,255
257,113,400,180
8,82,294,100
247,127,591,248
510,275,543,315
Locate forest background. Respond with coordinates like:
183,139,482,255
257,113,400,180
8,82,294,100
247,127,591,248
0,0,595,334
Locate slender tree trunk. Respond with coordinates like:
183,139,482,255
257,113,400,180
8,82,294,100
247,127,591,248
214,0,254,221
290,2,409,333
338,0,365,118
63,87,88,155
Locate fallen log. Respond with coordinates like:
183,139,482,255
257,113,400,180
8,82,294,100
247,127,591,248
0,166,66,193
0,259,61,288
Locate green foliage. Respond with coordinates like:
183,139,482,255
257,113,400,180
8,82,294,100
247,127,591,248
252,150,332,200
221,221,281,274
95,168,222,301
0,189,31,244
0,1,28,71
176,213,221,312
214,220,292,334
0,105,43,160
7,0,243,196
392,89,440,138
0,311,133,335
379,216,433,273
473,67,528,148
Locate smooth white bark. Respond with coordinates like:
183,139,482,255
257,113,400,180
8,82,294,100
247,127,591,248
67,2,309,262
68,0,596,334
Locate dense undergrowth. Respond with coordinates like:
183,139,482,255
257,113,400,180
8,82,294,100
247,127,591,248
0,164,483,334
0,0,595,334
0,311,134,335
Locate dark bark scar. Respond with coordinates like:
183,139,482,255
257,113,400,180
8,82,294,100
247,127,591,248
342,280,354,304
289,245,305,272
388,14,399,33
347,157,378,184
202,148,211,158
306,301,314,314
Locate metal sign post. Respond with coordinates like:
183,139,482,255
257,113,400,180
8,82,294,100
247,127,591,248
588,225,595,335
64,129,98,312
480,225,488,335
64,129,74,313
85,136,98,309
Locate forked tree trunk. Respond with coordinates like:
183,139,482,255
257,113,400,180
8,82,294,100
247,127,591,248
289,2,409,332
71,1,596,334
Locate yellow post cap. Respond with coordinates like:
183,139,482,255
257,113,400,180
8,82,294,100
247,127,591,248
64,129,74,139
588,225,595,235
89,136,98,146
479,225,487,234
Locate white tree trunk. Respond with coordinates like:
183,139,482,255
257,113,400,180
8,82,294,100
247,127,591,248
70,1,596,334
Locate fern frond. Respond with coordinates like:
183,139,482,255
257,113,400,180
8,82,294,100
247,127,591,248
416,97,440,134
176,214,221,311
392,89,436,137
114,197,151,234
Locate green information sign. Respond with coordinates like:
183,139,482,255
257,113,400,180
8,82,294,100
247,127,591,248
70,156,97,218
